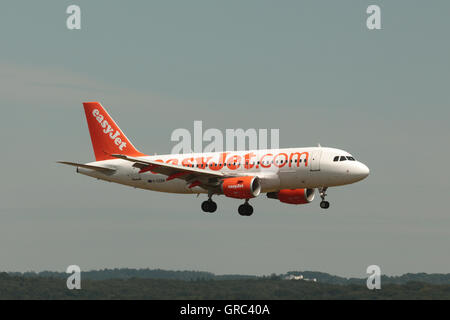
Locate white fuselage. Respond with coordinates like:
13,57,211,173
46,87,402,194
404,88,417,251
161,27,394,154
77,147,369,195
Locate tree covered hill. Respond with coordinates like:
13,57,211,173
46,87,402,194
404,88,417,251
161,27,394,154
285,271,450,285
8,268,258,281
1,272,450,300
7,268,450,285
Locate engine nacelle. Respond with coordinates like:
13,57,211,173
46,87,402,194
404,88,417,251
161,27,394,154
267,188,315,205
221,176,261,199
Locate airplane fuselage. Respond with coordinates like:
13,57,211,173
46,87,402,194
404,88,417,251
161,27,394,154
78,147,369,195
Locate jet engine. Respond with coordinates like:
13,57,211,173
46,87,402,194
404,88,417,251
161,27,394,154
221,176,261,199
267,188,315,204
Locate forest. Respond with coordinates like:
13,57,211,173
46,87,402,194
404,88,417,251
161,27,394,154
1,269,449,299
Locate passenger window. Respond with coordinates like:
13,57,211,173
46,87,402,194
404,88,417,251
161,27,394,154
340,156,347,161
333,156,339,162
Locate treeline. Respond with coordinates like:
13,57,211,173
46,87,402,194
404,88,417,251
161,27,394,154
285,271,450,285
8,268,450,285
8,268,258,281
0,273,449,300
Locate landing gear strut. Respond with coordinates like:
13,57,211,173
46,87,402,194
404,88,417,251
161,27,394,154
319,187,330,209
201,194,217,213
238,199,253,216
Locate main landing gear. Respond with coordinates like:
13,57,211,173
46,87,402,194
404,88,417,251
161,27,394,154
319,187,330,209
201,196,217,213
238,199,253,216
200,194,254,216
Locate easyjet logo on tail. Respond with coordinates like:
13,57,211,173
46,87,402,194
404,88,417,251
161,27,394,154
92,109,127,151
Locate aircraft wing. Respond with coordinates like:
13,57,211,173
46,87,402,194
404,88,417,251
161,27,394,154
111,154,227,189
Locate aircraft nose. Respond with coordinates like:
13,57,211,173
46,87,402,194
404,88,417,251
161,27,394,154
354,162,370,180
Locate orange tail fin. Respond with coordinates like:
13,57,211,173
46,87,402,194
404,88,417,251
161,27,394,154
83,102,146,161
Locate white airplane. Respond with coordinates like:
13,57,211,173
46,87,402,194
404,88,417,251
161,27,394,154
59,102,369,216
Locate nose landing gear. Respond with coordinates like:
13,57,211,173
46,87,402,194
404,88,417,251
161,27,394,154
320,201,330,209
238,199,253,216
319,187,330,209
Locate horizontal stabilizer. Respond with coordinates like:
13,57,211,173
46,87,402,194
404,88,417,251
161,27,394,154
57,161,116,174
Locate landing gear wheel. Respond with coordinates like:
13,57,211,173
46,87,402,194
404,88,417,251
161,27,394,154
238,203,253,216
201,200,217,213
208,201,217,213
201,201,209,212
318,187,330,209
320,201,330,209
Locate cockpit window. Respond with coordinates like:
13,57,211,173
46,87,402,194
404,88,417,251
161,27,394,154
335,155,356,162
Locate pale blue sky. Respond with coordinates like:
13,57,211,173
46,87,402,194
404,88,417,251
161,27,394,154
0,1,449,277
